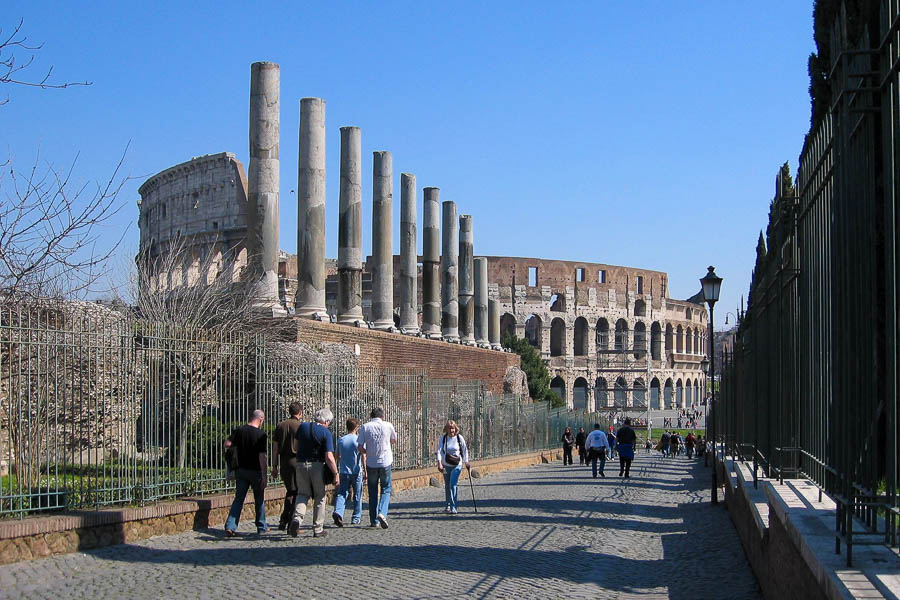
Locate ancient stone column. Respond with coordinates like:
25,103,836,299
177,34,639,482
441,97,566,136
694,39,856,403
337,126,364,325
474,256,489,347
295,97,327,318
458,215,475,345
247,61,283,313
441,201,459,342
399,173,419,333
371,151,394,331
489,299,502,350
421,187,442,339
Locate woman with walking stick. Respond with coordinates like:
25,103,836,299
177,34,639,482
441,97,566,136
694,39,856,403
436,420,470,514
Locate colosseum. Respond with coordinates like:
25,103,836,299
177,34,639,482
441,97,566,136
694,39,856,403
138,153,707,413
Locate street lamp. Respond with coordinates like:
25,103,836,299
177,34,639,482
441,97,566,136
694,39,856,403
700,265,722,505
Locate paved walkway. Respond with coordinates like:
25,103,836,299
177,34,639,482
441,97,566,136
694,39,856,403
0,453,760,599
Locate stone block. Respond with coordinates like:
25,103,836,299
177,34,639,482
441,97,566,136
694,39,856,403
429,476,442,487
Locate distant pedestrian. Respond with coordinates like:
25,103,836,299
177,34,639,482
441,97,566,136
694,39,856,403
685,432,696,459
288,408,338,538
616,418,637,478
575,427,587,465
660,430,671,456
272,402,303,530
669,432,680,458
224,409,268,536
358,407,398,529
436,420,470,514
584,423,610,478
332,417,364,527
561,427,575,465
607,427,618,459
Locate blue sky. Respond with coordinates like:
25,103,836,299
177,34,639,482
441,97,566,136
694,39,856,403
2,2,815,328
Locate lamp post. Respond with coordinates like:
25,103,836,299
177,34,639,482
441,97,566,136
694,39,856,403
700,265,722,505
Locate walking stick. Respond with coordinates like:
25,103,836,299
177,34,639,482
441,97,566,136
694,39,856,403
467,467,478,513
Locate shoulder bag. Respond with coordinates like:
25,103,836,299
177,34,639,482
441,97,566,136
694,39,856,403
443,434,461,466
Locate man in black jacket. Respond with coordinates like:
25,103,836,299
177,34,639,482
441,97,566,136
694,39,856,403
224,409,268,536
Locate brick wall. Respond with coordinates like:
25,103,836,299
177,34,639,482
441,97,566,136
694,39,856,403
292,319,520,394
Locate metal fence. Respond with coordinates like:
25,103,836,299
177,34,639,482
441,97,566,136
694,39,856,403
0,301,608,518
717,1,900,565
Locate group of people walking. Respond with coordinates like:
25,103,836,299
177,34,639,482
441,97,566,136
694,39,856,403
654,430,704,458
561,419,638,478
223,405,471,537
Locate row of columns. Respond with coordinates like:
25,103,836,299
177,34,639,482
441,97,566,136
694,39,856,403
245,61,501,349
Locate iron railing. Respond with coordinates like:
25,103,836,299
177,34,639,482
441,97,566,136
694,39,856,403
0,301,608,518
717,1,900,566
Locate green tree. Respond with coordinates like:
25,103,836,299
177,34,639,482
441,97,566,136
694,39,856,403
501,333,565,408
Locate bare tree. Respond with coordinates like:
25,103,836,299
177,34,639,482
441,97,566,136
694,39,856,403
0,19,90,105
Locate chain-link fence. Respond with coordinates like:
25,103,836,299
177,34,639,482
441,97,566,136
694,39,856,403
0,302,606,518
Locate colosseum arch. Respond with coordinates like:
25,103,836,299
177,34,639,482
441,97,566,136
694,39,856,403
550,317,566,356
615,319,628,351
614,376,628,406
525,314,542,348
650,322,662,360
665,323,673,354
573,317,589,356
573,377,588,410
550,293,565,312
685,378,693,406
676,325,684,353
664,378,674,407
596,318,609,350
594,377,608,408
676,379,684,408
633,321,646,357
500,313,517,339
685,327,693,353
694,330,701,355
633,378,646,407
650,377,661,409
550,376,566,402
634,298,646,317
694,379,701,405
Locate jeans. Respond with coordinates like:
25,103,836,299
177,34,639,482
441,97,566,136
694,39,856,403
443,463,462,510
366,465,392,525
562,445,573,465
590,450,607,477
225,468,267,533
334,469,363,523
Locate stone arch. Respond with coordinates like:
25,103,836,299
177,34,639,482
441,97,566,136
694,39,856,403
685,307,692,320
525,314,542,348
500,313,517,339
676,378,684,408
650,377,661,410
550,376,566,402
573,317,589,356
685,326,693,353
550,293,565,312
694,330,701,355
633,378,646,407
685,378,693,406
614,376,627,407
594,377,608,408
664,378,674,408
633,321,646,357
650,322,662,360
676,325,684,353
665,323,673,353
573,377,588,411
634,298,646,317
694,379,701,406
615,318,629,351
550,317,566,356
596,318,609,350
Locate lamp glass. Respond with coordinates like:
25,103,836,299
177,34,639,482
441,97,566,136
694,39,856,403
700,266,722,304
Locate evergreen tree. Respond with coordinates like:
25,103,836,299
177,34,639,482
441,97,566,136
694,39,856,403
501,333,565,408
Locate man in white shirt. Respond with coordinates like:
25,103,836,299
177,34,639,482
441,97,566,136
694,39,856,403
357,407,398,529
584,423,611,478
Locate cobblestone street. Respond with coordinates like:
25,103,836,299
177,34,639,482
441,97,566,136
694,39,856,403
0,453,760,599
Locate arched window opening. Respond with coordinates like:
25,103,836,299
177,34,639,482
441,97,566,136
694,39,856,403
664,378,674,408
633,378,646,407
550,376,566,402
550,293,565,312
614,377,628,407
550,317,566,356
615,319,628,351
650,377,661,410
594,377,609,408
525,315,542,348
650,322,662,360
500,313,517,339
665,323,673,353
685,327,693,354
694,330,701,355
573,377,588,411
596,318,609,350
633,321,646,357
634,299,646,317
676,325,684,353
676,379,684,408
573,317,589,356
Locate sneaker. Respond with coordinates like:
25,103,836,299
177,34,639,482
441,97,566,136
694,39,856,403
369,522,378,528
288,520,300,538
313,529,328,538
377,514,389,529
350,520,361,525
600,472,605,478
444,506,451,513
224,529,236,537
278,520,288,531
450,508,458,514
332,513,344,528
